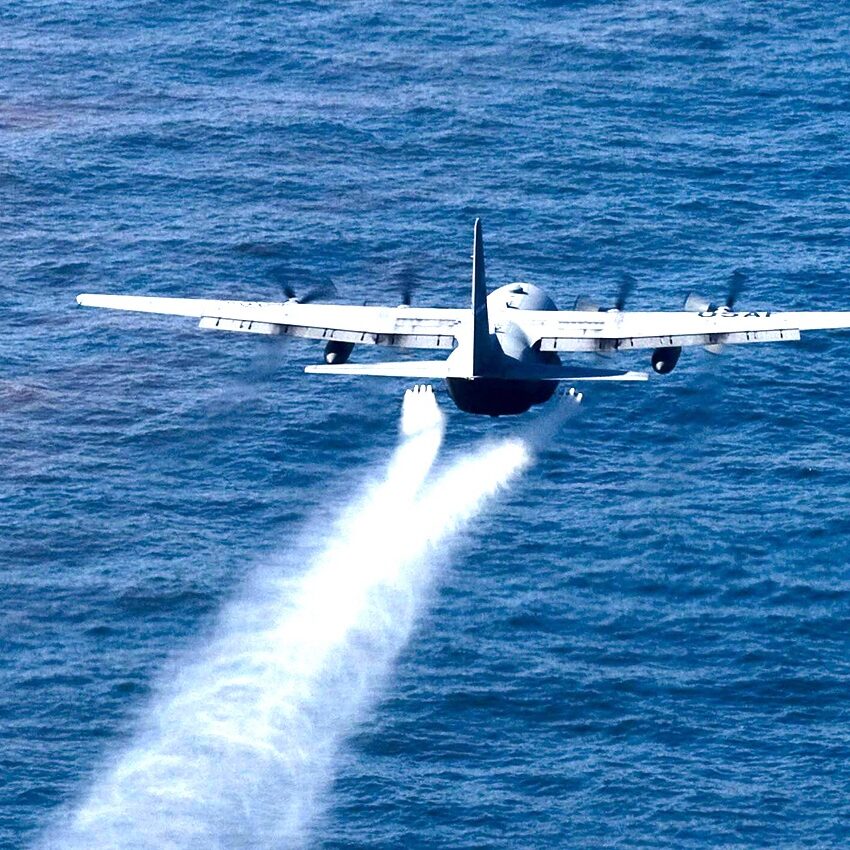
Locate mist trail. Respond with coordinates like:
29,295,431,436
45,387,580,850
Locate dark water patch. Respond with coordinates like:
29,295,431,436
115,586,217,617
109,679,147,697
18,674,94,690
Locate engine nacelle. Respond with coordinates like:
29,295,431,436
651,346,681,374
324,340,354,365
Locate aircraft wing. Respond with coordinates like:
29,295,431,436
510,308,850,353
75,294,465,350
78,294,850,357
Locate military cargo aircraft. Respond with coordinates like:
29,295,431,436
77,220,850,416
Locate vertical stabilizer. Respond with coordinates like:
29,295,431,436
469,218,492,376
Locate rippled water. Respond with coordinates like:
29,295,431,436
3,2,850,847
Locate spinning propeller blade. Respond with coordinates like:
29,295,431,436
395,264,419,306
614,272,636,311
271,265,338,303
726,269,746,310
684,269,747,314
575,272,637,312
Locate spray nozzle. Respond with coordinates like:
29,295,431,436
400,384,444,438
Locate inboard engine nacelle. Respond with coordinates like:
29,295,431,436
324,340,355,365
651,346,682,374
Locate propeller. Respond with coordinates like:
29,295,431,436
270,265,338,303
684,269,748,313
574,295,600,311
575,272,637,312
394,264,419,306
614,272,636,311
683,292,712,313
725,269,746,310
682,269,750,356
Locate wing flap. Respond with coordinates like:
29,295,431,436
539,327,801,352
198,316,284,335
502,365,648,382
517,308,833,353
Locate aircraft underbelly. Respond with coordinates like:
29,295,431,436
445,376,557,416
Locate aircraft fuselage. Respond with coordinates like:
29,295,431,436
444,282,561,416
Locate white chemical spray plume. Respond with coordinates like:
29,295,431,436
42,385,581,850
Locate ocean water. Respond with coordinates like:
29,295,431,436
2,1,850,847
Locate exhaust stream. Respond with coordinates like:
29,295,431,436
44,386,580,849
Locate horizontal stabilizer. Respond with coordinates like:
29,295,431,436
305,361,647,382
501,365,648,382
305,361,452,378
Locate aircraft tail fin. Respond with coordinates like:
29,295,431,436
469,218,492,377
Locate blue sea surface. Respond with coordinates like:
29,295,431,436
3,1,850,847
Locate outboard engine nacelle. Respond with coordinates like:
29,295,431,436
324,340,354,365
651,346,681,374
